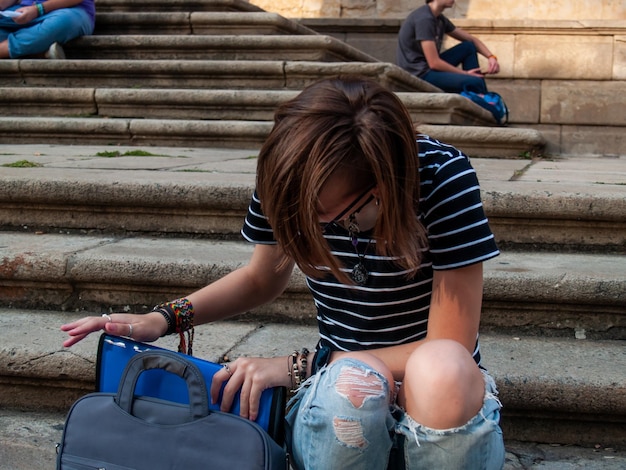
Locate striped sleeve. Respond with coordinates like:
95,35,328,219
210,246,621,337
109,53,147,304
240,190,277,244
418,136,499,270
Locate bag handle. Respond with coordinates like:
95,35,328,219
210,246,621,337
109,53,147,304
116,350,210,420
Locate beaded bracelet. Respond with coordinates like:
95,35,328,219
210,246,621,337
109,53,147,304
153,297,195,355
36,3,44,16
298,347,309,386
289,348,310,391
288,352,297,390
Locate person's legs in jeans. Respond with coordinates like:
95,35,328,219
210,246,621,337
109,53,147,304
395,340,505,469
422,41,487,93
286,358,395,470
285,343,505,469
421,69,487,93
440,41,481,71
5,7,93,58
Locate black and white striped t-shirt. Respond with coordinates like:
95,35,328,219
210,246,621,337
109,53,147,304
241,135,499,362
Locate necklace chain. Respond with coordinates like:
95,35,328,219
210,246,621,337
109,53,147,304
348,213,372,286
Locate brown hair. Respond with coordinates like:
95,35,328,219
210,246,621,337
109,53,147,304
256,77,427,283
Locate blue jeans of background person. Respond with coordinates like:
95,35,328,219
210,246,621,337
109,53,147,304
422,41,488,94
286,358,505,470
0,5,93,58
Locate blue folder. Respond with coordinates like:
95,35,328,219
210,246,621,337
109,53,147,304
96,333,285,443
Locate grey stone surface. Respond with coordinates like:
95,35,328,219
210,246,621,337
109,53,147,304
1,315,625,468
2,408,626,470
481,334,626,414
1,231,623,332
70,34,379,62
418,124,546,158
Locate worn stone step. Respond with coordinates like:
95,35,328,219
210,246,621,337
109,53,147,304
0,59,436,92
0,87,494,126
0,116,542,156
93,11,317,36
418,124,545,157
0,231,623,338
94,0,265,13
67,35,378,62
0,116,271,148
1,408,625,470
0,309,624,449
0,148,622,247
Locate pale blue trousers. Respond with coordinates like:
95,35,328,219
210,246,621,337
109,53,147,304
0,5,92,58
286,358,505,470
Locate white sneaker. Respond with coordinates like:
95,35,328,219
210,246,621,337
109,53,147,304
45,42,66,60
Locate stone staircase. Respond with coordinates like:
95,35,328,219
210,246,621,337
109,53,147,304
0,0,545,158
0,0,624,467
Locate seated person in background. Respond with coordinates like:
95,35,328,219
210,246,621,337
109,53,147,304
397,0,499,93
0,0,95,59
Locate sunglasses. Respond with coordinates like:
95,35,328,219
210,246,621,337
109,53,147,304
321,185,376,235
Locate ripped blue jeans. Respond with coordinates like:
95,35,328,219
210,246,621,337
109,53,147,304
285,358,504,470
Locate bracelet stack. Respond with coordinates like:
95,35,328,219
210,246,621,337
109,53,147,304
152,297,195,355
288,348,310,391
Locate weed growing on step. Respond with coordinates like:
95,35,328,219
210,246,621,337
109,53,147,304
518,149,546,160
2,159,43,168
95,150,166,158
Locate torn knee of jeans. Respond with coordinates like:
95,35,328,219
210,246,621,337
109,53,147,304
333,416,368,449
335,365,387,408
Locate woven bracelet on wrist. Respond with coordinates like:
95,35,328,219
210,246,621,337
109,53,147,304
156,298,195,355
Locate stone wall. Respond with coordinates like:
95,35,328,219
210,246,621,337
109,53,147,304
249,0,626,21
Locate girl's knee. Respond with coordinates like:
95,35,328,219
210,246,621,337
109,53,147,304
303,357,394,460
330,353,395,407
408,340,482,387
401,340,485,428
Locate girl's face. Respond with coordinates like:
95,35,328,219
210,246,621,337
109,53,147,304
317,172,378,233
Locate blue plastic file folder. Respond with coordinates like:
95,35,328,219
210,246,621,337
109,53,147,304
96,333,285,440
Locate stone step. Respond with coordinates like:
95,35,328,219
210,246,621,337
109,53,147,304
0,231,623,338
94,0,265,13
0,117,543,156
0,116,271,148
0,87,495,126
67,34,378,62
0,309,624,450
93,11,317,36
1,149,621,249
1,408,625,470
0,59,436,92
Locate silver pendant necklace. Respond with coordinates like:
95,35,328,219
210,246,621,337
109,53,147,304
348,213,372,286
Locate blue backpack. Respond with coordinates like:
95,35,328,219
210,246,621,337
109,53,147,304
460,90,509,125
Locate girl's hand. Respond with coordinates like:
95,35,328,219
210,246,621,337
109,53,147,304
61,311,168,347
12,6,37,24
210,355,292,421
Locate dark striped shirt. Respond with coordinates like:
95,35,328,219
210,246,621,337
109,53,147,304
241,135,499,363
